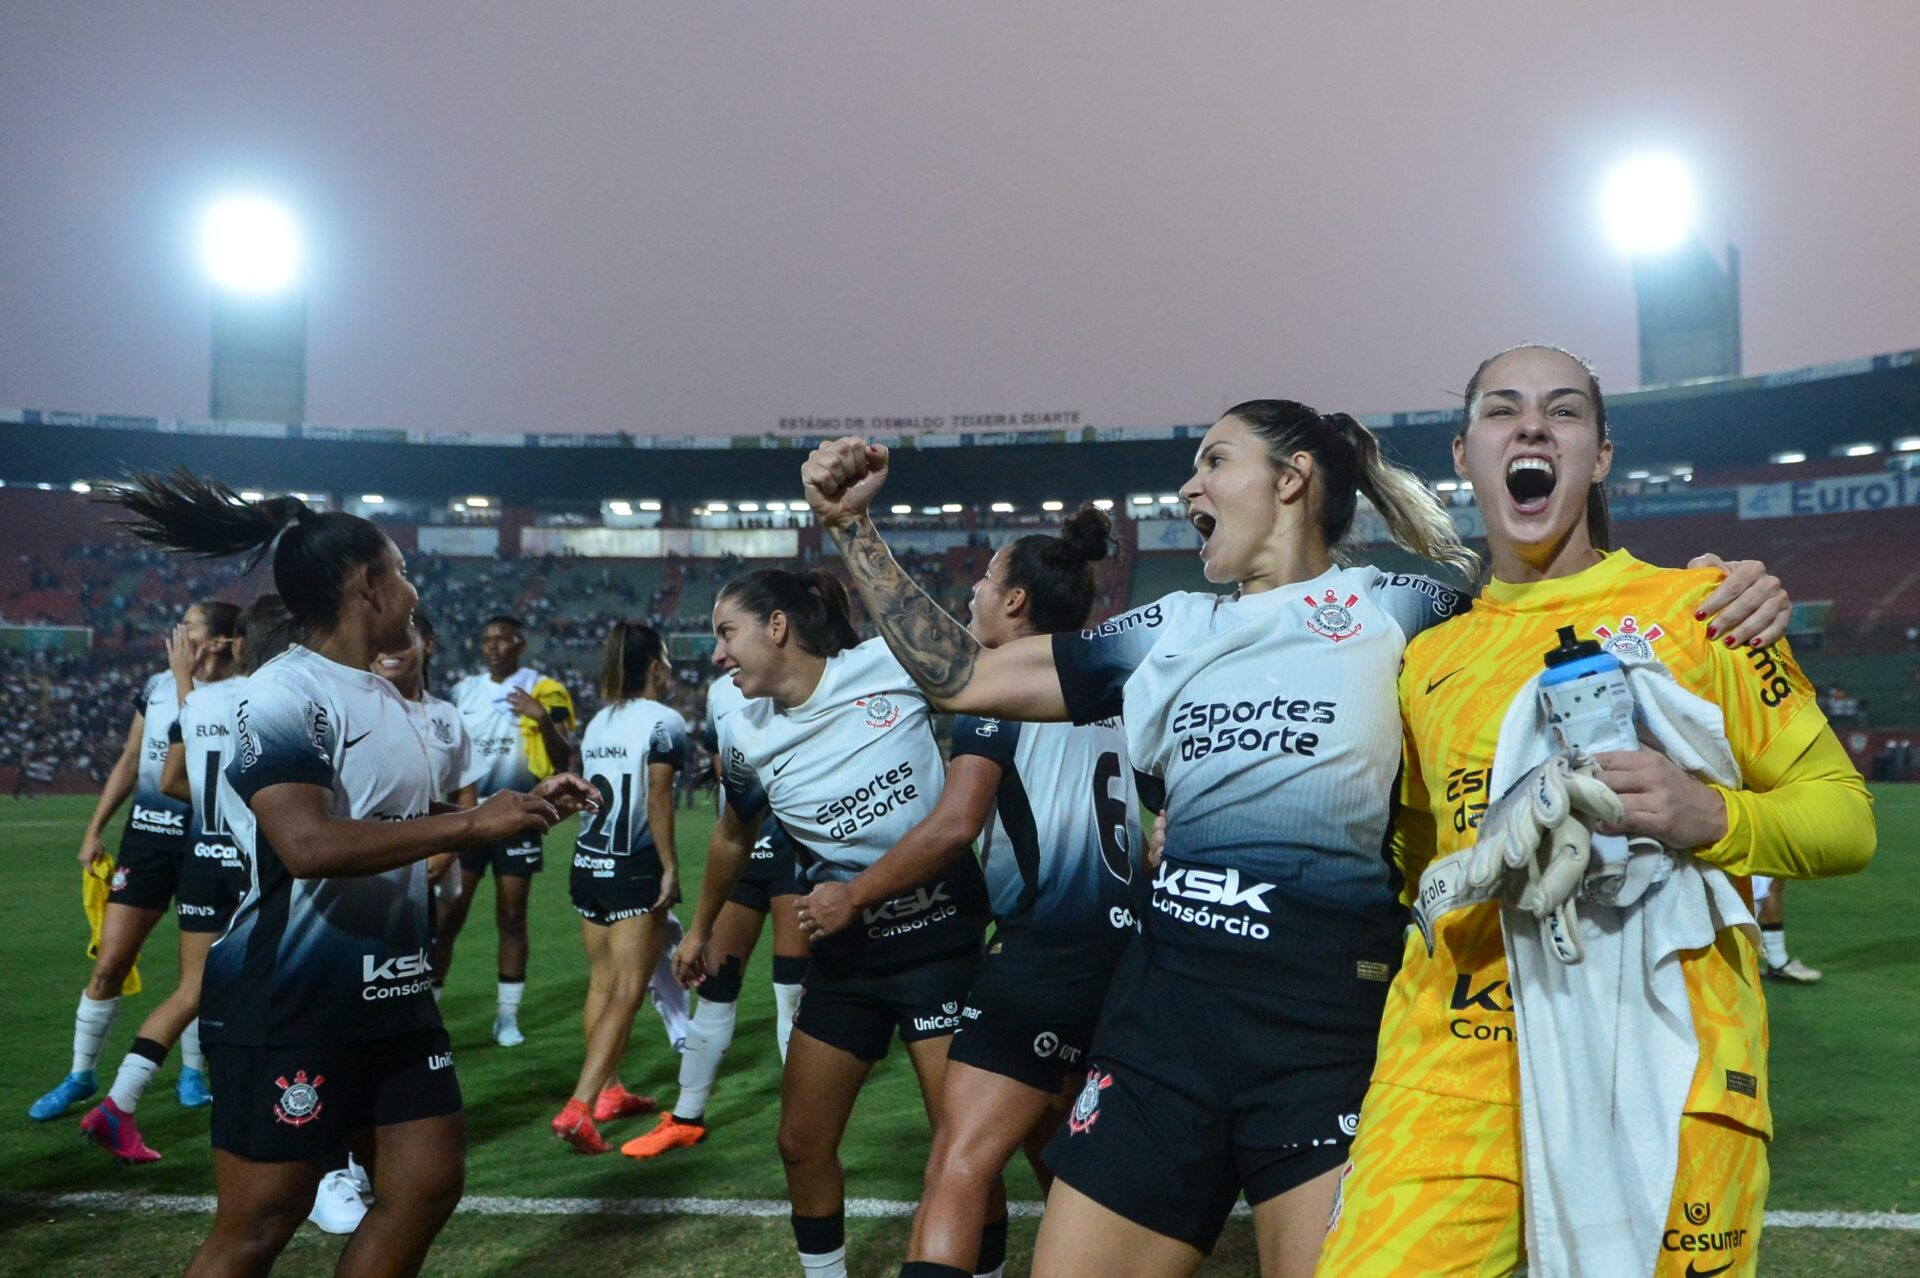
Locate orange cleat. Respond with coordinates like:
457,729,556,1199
592,1085,657,1124
620,1112,707,1160
551,1099,610,1154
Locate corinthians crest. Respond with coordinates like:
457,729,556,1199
1068,1069,1113,1135
432,718,454,745
1304,589,1364,643
1593,615,1663,662
856,694,900,730
273,1070,325,1126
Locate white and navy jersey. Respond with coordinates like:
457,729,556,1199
949,714,1140,970
127,670,190,842
204,646,439,1047
171,676,246,878
575,698,689,861
449,669,567,797
1051,566,1470,1009
406,693,476,803
705,675,798,884
716,640,988,972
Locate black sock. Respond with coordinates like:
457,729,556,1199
792,1210,845,1256
900,1264,969,1278
976,1214,1008,1273
129,1036,170,1066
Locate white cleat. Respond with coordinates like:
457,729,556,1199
1766,957,1824,984
493,1014,526,1047
308,1169,370,1235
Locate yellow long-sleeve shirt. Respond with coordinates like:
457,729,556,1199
1373,550,1874,1138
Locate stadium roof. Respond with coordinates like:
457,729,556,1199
3,350,1914,507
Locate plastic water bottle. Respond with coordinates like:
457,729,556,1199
1539,625,1637,870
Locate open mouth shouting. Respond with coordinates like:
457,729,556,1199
1505,455,1556,516
1189,508,1217,554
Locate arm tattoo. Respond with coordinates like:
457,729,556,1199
830,517,980,701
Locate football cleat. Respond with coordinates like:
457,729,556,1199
308,1168,371,1235
552,1099,610,1154
492,1014,526,1048
29,1071,97,1122
79,1098,162,1164
1765,957,1824,984
176,1067,213,1109
620,1112,707,1160
592,1085,657,1123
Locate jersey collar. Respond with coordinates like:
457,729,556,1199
1477,548,1643,612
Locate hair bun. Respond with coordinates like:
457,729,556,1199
1057,504,1114,564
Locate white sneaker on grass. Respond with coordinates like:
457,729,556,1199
493,1013,525,1047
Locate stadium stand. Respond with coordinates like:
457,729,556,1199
5,348,1918,793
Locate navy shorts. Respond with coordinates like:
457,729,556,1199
207,1026,461,1163
458,834,544,878
176,840,248,934
947,941,1115,1093
570,845,662,926
794,950,981,1063
1043,942,1377,1252
106,832,184,912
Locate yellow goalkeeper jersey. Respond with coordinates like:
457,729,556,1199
1377,549,1837,1137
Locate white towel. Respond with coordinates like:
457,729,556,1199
1486,656,1756,1278
650,911,691,1052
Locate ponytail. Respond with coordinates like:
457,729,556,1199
602,619,670,703
1224,400,1478,577
100,469,393,632
241,594,297,673
1002,503,1116,633
1323,414,1479,577
412,608,437,691
718,568,860,657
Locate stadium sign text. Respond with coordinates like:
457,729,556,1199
1737,471,1920,520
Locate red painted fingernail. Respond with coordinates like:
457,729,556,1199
1724,635,1737,648
1749,637,1762,648
1694,610,1706,621
1705,626,1717,639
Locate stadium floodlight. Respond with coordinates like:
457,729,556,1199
1895,438,1920,453
1157,494,1179,505
991,502,1014,513
1842,443,1881,457
1603,154,1693,254
199,196,300,294
1129,495,1153,506
706,501,728,512
738,502,761,512
941,503,963,514
607,500,632,516
1770,451,1807,465
890,504,913,515
239,489,265,501
1091,498,1114,510
639,500,662,511
765,500,787,511
465,496,491,508
1627,470,1651,480
361,493,385,504
1042,500,1064,512
69,481,91,493
1435,481,1458,493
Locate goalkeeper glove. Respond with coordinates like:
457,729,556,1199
1467,751,1625,964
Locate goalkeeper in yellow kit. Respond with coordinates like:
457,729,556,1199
1317,344,1876,1277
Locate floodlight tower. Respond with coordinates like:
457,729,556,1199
1603,155,1741,387
201,196,307,422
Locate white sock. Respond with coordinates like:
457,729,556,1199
672,997,736,1122
73,995,120,1074
773,982,802,1063
346,1152,372,1196
180,1019,206,1073
798,1246,847,1278
1761,925,1790,969
108,1052,161,1113
497,980,525,1020
976,1268,1006,1278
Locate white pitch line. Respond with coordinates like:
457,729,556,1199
3,1193,1915,1230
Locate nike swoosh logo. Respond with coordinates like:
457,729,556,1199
1685,1261,1735,1278
342,732,372,751
771,755,794,777
1425,669,1464,695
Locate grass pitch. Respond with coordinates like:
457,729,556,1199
1,791,1916,1275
